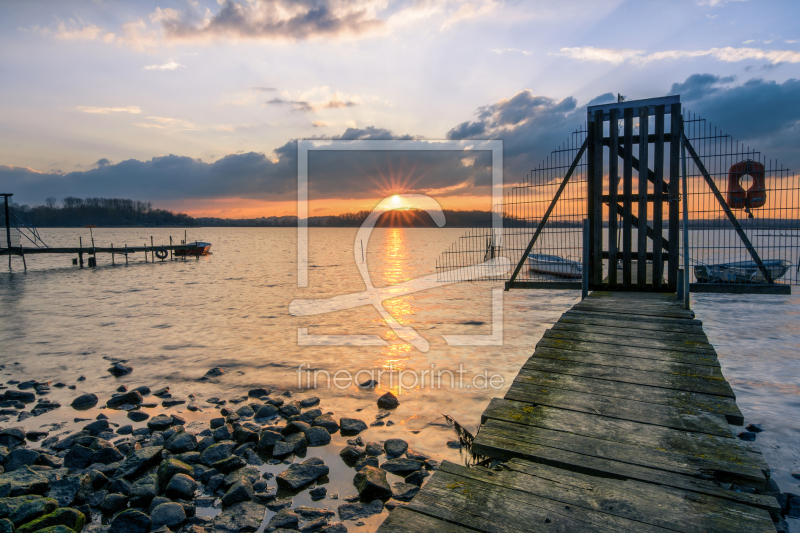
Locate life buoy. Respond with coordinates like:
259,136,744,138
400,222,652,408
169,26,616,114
155,249,168,260
727,160,766,209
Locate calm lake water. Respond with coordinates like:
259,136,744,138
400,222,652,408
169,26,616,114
1,227,799,531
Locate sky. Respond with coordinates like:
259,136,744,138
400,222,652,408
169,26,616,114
1,0,799,218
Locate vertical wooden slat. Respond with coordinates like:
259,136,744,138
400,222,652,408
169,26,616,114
623,108,633,287
668,103,681,290
587,119,595,287
593,110,604,286
608,108,619,287
637,106,649,287
652,105,665,289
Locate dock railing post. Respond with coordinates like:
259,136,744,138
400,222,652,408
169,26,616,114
582,219,589,300
3,193,12,269
680,116,691,310
78,237,83,268
676,268,684,301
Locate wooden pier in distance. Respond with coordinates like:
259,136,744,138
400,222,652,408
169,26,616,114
378,292,781,533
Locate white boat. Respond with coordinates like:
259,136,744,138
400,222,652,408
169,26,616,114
528,254,583,279
694,259,790,283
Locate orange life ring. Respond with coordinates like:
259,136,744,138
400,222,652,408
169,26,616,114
727,160,766,209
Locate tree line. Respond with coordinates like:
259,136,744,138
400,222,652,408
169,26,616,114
9,197,197,227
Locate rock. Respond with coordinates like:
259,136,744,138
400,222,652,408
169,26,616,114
745,423,763,433
392,481,420,501
108,362,133,376
0,429,26,449
276,457,329,490
235,405,255,418
339,446,366,463
233,427,258,445
222,478,253,506
157,458,193,486
153,387,170,398
165,473,197,500
280,404,300,417
267,508,299,530
248,388,269,398
309,486,327,500
353,466,392,499
425,459,440,471
47,475,82,506
339,418,367,436
321,522,348,533
787,493,800,518
404,470,427,486
737,431,756,441
212,501,266,532
128,474,158,507
202,368,226,380
109,509,150,533
82,419,109,435
4,449,39,472
106,391,143,409
127,411,149,422
147,414,174,431
282,421,311,435
312,414,339,434
365,442,383,456
99,493,127,514
257,429,283,451
305,427,332,447
0,467,50,496
359,380,378,388
63,445,93,469
150,502,186,529
445,440,462,449
0,519,12,533
354,456,379,471
337,499,384,520
165,432,197,454
213,424,234,441
69,394,98,410
299,397,320,408
116,445,163,479
381,458,423,475
16,507,86,533
91,446,124,465
8,497,58,527
272,433,306,457
3,391,35,404
162,398,186,407
384,439,408,458
377,391,400,409
254,404,278,420
211,456,246,474
384,499,407,510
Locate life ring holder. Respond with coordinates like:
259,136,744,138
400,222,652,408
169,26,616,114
155,249,168,260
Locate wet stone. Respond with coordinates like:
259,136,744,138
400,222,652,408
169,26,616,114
312,414,339,433
383,439,408,458
147,414,174,431
365,442,383,456
392,481,420,501
354,456,379,472
108,362,133,376
339,418,367,436
69,394,98,410
276,457,329,490
150,502,186,529
353,465,392,500
377,391,400,409
305,427,332,447
737,431,757,441
380,458,424,475
299,397,320,408
339,446,366,463
337,499,384,521
165,473,197,500
268,508,299,530
212,501,266,532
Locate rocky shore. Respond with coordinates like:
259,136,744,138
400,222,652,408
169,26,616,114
0,365,439,533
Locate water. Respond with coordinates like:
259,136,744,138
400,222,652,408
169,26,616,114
1,227,799,531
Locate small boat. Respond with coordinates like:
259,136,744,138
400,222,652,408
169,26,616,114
175,241,212,256
694,259,790,283
528,253,583,279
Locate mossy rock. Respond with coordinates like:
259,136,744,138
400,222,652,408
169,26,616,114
17,507,86,533
9,497,58,527
28,527,77,533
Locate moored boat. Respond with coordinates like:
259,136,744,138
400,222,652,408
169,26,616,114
694,259,790,283
175,241,212,256
528,253,582,279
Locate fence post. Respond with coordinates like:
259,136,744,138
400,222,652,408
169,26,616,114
582,219,589,300
676,268,684,301
680,117,691,310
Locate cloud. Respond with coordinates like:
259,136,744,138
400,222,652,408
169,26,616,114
266,87,373,112
490,48,533,56
558,46,800,65
133,116,196,130
76,106,142,114
697,0,747,5
267,98,314,113
312,121,330,127
144,61,184,71
95,158,111,167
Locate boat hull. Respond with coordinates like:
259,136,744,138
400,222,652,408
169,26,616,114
175,242,212,256
694,259,789,283
527,255,583,279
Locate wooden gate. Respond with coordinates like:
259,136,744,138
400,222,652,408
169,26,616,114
587,96,681,291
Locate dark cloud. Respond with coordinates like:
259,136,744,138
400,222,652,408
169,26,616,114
671,74,800,166
267,98,313,112
158,0,384,42
253,86,276,92
95,158,110,167
586,92,616,107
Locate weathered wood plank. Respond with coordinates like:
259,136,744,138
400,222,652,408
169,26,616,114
531,346,724,378
438,461,775,533
652,105,665,289
559,313,705,334
637,107,649,287
572,302,694,319
551,321,709,343
593,109,604,287
536,337,720,366
473,418,768,489
608,107,619,288
498,387,732,437
521,358,734,397
513,371,743,424
623,107,634,287
564,308,702,326
408,468,659,532
376,507,475,533
542,329,716,355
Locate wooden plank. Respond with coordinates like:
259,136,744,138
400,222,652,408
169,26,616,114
593,109,604,287
536,337,720,366
438,461,776,533
542,329,716,355
551,322,709,343
602,132,675,146
376,508,475,533
521,359,734,397
559,313,706,334
532,346,722,376
652,105,665,288
473,419,767,489
407,468,630,532
637,106,649,287
608,107,619,287
565,308,701,326
668,103,681,289
513,370,742,424
498,386,731,437
571,302,694,319
623,108,634,287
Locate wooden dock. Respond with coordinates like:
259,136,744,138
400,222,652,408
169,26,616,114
378,292,781,533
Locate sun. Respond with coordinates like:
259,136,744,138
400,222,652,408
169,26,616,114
391,195,402,206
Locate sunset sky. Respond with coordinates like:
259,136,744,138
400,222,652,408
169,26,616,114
2,0,799,218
